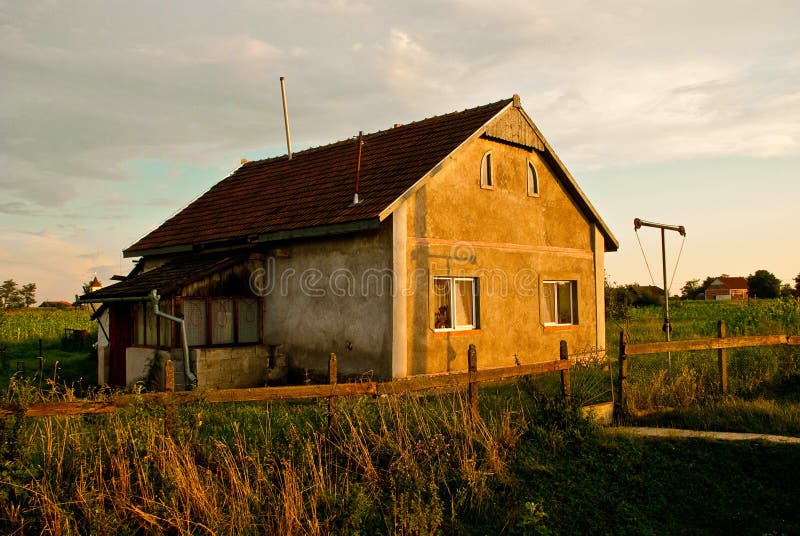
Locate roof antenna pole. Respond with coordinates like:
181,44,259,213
353,131,363,205
634,218,687,374
280,76,292,160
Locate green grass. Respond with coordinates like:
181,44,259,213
1,301,798,533
0,339,97,394
515,433,800,535
0,308,97,394
607,298,800,348
610,298,800,434
0,307,95,342
628,398,800,437
2,385,798,534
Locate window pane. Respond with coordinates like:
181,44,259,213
542,283,555,324
159,300,172,347
133,303,145,344
528,162,538,195
481,152,492,187
145,302,157,346
237,298,259,343
454,279,474,328
433,278,452,329
211,299,234,344
185,299,207,346
557,282,573,324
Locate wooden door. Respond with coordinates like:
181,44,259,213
108,304,132,386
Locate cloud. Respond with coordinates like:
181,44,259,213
0,229,118,302
0,201,34,216
0,0,798,295
133,35,283,64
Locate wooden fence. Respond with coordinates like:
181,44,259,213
616,320,800,416
0,343,573,432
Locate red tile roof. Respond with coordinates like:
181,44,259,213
85,253,245,299
125,98,515,256
712,277,749,290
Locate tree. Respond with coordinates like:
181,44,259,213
795,273,800,298
20,282,36,307
681,279,701,300
779,284,793,298
0,279,36,309
1,279,19,309
747,269,781,299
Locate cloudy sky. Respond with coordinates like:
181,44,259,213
1,0,798,302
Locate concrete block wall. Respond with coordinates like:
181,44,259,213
193,345,270,389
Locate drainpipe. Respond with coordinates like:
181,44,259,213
149,289,197,387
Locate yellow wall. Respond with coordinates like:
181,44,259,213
398,108,604,375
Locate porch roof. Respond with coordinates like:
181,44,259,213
81,253,245,300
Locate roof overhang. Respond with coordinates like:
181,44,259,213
124,218,381,258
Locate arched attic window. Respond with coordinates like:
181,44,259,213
527,160,540,197
480,151,493,189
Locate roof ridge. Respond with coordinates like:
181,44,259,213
242,97,515,166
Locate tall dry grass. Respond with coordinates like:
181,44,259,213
0,381,563,534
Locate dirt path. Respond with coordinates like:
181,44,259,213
607,426,800,444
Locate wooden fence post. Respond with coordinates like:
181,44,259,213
468,344,479,424
616,330,627,420
559,340,570,400
327,353,337,439
718,320,728,395
164,359,175,436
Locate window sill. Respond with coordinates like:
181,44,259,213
480,184,494,190
543,325,579,332
433,328,481,337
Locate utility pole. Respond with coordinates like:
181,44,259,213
634,218,686,372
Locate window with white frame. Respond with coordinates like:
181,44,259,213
542,281,578,326
527,161,539,196
480,151,493,189
433,277,478,330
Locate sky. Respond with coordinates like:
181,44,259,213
1,0,798,302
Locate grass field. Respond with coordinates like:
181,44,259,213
610,298,800,435
2,383,799,534
0,308,97,393
1,301,800,533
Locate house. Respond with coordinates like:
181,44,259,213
705,277,749,301
79,95,618,389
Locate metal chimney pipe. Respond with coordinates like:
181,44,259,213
354,131,363,205
280,76,292,160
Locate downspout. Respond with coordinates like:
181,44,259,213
149,289,197,387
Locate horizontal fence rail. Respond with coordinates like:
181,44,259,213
624,334,799,356
0,343,573,420
616,322,800,419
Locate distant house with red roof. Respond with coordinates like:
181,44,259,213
78,95,617,389
705,277,749,301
